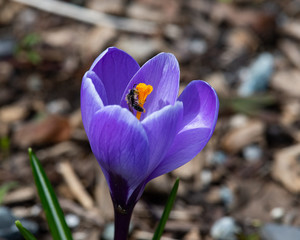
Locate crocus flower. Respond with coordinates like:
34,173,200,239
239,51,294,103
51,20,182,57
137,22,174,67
81,47,219,239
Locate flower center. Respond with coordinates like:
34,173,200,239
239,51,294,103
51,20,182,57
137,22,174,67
125,83,153,120
136,83,153,105
135,83,153,120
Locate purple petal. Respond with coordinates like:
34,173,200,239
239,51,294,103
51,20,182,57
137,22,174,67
88,105,150,201
178,80,219,130
120,53,180,120
147,128,211,181
147,80,219,181
81,71,106,135
90,47,140,105
141,102,183,176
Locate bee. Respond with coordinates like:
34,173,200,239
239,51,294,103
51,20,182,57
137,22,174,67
126,85,144,113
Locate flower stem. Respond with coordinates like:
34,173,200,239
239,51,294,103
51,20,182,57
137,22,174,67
114,207,133,240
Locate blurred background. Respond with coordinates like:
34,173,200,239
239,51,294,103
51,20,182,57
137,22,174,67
1,0,300,239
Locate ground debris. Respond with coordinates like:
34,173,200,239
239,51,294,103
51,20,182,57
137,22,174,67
272,144,300,193
13,114,71,148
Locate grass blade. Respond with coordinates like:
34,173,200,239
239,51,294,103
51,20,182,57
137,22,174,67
0,182,17,205
28,148,73,240
152,178,179,240
15,220,37,240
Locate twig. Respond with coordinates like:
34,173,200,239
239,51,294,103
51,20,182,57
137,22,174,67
11,0,158,35
59,198,104,226
58,161,94,210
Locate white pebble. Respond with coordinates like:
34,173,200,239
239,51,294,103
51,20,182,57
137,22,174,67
201,170,212,186
65,214,80,228
270,207,284,220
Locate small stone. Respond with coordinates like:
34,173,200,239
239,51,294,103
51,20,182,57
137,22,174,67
211,151,227,165
65,214,80,229
0,38,16,58
0,206,38,240
238,53,274,96
270,207,285,221
243,144,262,163
46,99,71,114
220,186,234,209
228,114,249,129
210,217,240,240
164,24,182,40
31,205,42,217
201,170,212,186
189,38,207,55
260,223,300,240
102,223,114,240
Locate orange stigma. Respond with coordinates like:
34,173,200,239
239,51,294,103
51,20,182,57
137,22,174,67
136,83,153,120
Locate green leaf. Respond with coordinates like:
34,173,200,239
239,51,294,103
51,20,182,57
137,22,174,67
152,178,179,240
0,182,17,205
15,220,37,240
28,148,73,240
27,51,41,65
220,94,276,115
22,33,41,48
0,136,11,159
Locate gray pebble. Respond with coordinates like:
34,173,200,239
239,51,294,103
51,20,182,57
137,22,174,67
0,38,16,58
210,217,240,240
238,53,274,96
243,145,262,163
0,206,38,240
260,223,300,240
65,213,80,229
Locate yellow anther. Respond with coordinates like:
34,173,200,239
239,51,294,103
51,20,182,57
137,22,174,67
135,83,153,120
136,83,153,105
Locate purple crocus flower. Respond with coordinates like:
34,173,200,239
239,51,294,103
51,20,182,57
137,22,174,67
81,47,219,239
